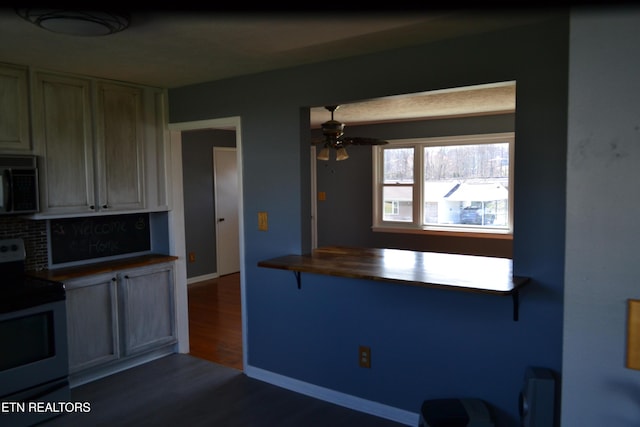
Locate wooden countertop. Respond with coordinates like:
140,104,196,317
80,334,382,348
27,254,178,282
258,246,529,296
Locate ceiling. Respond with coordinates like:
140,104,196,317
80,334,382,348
310,82,516,128
0,8,540,126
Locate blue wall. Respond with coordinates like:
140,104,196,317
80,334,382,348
170,16,568,426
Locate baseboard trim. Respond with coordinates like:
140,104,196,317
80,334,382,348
244,365,418,426
69,345,176,388
187,272,219,285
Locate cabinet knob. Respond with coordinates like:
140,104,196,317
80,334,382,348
111,277,116,282
218,218,225,222
90,205,95,210
102,205,109,209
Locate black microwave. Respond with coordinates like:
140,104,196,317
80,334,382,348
0,155,39,215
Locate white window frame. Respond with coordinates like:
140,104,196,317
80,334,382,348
372,132,515,238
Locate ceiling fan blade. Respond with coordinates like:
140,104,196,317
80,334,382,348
341,136,389,146
312,105,388,153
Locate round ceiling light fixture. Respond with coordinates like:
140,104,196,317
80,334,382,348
15,9,130,36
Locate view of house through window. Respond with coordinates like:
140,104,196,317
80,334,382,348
374,132,514,235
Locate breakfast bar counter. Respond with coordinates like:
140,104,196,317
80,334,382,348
258,246,529,320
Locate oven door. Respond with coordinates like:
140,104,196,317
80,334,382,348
0,300,69,398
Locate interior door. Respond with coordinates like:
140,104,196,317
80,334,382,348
213,147,240,276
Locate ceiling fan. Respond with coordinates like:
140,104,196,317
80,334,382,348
312,105,389,161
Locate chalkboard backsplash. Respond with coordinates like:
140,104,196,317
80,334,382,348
49,213,151,265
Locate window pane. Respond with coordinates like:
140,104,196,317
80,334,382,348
423,143,509,227
383,186,412,222
383,148,413,183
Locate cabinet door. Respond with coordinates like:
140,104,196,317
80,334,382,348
95,82,145,212
65,273,119,373
145,88,171,211
119,263,176,355
32,72,96,214
0,64,30,152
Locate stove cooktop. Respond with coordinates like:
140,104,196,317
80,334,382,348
0,238,65,313
1,276,65,313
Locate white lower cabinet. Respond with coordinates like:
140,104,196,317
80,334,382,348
65,273,119,373
64,262,176,383
120,264,176,355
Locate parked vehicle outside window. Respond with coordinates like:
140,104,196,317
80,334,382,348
460,205,495,225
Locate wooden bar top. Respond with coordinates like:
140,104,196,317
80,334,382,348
258,246,529,295
27,254,178,282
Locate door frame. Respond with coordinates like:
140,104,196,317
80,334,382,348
167,117,245,369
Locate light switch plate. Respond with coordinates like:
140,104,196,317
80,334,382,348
258,211,268,231
626,299,640,370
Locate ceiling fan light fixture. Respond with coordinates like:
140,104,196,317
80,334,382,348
312,105,387,161
15,9,130,36
335,147,349,161
317,146,330,161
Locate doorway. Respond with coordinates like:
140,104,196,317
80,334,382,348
213,147,240,276
167,117,246,372
187,273,242,369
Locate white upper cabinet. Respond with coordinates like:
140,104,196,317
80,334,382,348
149,88,171,211
32,72,95,214
0,63,31,152
31,68,169,217
94,81,145,212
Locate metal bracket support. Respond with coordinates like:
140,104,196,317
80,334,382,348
293,271,301,289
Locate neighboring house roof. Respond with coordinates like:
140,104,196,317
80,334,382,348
445,182,508,202
384,181,508,202
383,187,412,202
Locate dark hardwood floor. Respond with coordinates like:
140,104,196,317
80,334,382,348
187,272,243,370
41,354,405,426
